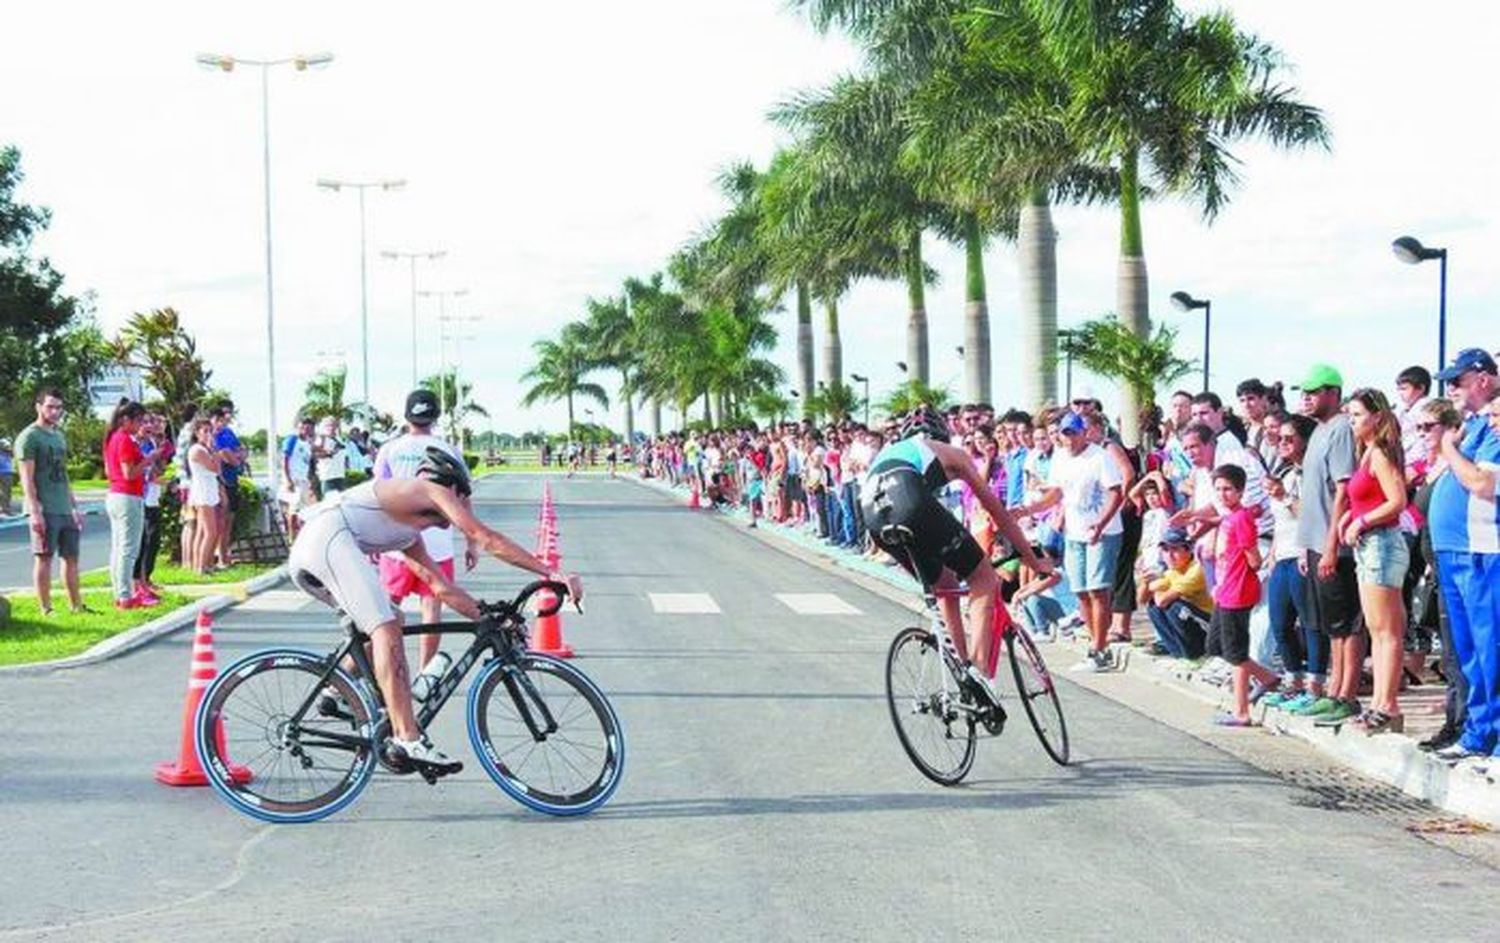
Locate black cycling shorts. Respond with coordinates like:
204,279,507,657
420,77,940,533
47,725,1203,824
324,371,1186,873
861,467,983,588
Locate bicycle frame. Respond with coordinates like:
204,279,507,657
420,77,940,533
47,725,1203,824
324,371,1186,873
280,602,563,757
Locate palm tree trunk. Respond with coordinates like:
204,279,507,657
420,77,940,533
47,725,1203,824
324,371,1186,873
649,397,661,437
1116,145,1149,446
702,391,712,425
796,280,814,417
904,228,929,384
1018,188,1058,411
962,211,992,405
566,394,575,441
620,368,635,446
820,297,842,390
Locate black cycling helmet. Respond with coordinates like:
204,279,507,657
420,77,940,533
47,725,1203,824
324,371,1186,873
900,405,950,443
416,446,472,497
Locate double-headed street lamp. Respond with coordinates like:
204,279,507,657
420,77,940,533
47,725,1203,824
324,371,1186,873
382,249,446,387
439,312,482,443
197,50,333,488
1392,235,1450,392
850,373,870,425
1170,291,1212,393
317,178,406,407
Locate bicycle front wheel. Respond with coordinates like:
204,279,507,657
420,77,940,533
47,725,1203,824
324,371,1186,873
466,654,624,815
1006,628,1070,765
195,648,377,823
885,627,976,785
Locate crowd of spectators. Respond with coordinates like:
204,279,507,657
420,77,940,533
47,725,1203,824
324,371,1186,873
634,348,1500,760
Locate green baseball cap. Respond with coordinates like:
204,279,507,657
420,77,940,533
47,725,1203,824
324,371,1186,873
1295,363,1343,392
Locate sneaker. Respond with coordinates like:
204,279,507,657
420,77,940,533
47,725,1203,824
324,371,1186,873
1248,679,1278,706
133,589,161,607
114,597,141,611
1069,650,1109,673
1314,699,1361,726
388,736,463,775
1279,691,1317,713
964,664,1002,709
1436,741,1487,764
317,685,351,720
1290,696,1338,717
1419,723,1462,753
1261,686,1301,709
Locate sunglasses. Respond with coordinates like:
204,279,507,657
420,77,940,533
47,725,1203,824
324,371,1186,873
1416,422,1442,432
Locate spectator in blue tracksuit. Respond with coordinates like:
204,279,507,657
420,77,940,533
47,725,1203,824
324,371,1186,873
1428,349,1500,763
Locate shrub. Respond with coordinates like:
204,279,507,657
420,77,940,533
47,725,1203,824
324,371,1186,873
463,452,480,471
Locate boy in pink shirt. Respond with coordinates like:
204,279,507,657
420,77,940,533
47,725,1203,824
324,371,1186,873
1210,464,1279,725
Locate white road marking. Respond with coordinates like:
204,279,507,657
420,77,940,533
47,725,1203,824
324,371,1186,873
773,593,862,616
648,593,721,614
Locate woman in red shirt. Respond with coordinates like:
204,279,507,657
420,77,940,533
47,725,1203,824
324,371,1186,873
1338,388,1410,733
103,401,157,609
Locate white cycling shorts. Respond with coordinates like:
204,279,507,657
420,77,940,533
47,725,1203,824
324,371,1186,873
287,508,400,633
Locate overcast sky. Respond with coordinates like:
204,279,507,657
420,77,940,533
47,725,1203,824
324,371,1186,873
5,1,1497,436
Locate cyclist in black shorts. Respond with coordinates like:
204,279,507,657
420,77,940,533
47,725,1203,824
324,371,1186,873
863,406,1053,702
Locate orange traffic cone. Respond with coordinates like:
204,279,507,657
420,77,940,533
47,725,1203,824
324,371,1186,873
531,531,574,659
688,478,701,509
155,609,252,787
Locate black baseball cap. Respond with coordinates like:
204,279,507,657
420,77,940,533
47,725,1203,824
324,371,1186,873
405,389,441,424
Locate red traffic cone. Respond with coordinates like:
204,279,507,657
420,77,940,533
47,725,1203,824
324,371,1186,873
155,610,252,787
688,478,701,509
531,534,574,659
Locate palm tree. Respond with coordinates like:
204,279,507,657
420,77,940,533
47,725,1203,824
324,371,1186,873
1068,315,1194,448
808,380,860,424
581,292,639,445
299,364,359,424
111,307,213,421
419,368,489,444
1023,0,1328,440
877,378,953,419
519,322,607,440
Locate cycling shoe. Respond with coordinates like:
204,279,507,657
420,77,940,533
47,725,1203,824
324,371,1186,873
386,736,463,777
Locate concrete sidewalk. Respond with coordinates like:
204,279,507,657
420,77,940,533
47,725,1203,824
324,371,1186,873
632,473,1500,829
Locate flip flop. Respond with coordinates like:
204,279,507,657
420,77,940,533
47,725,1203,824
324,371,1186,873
1213,712,1256,728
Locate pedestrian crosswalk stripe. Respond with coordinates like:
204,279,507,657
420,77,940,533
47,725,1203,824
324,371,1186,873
648,593,721,614
773,593,862,616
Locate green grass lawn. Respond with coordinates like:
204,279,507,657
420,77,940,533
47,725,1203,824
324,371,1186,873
0,589,192,666
78,559,275,588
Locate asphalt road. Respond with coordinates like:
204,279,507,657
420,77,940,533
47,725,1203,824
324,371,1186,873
0,513,111,591
2,475,1497,941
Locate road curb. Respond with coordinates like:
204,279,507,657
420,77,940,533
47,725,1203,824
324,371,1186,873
0,566,288,678
0,504,104,532
626,473,1500,828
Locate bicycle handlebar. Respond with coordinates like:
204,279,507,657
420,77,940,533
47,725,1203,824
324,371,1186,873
482,579,573,622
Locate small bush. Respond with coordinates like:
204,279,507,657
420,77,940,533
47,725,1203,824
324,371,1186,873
463,452,480,471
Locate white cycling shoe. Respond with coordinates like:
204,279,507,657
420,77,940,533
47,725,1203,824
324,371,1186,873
387,736,463,775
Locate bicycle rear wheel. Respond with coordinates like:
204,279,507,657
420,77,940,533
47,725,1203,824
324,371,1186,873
885,627,976,785
467,654,624,815
1006,628,1070,765
195,648,377,823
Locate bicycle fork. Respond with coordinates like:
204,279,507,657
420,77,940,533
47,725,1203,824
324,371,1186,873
500,662,560,741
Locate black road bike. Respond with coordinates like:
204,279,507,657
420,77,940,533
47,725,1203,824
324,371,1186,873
194,580,624,823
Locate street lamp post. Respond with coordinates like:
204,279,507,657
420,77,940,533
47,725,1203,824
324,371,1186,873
317,177,406,407
417,288,469,411
1392,235,1450,392
439,313,481,444
1057,328,1079,403
382,249,446,387
1170,291,1212,393
197,50,333,488
850,373,870,426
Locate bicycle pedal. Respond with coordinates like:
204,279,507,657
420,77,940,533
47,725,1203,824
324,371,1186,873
418,767,439,785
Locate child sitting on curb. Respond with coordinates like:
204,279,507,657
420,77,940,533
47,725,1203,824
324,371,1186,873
1144,527,1213,659
1209,464,1279,726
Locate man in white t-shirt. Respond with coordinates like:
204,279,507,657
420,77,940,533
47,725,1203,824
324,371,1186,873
374,389,476,667
314,416,349,494
279,417,316,536
1020,411,1125,671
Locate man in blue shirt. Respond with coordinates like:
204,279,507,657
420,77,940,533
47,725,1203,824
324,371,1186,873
1428,349,1500,763
211,402,246,567
1002,410,1031,509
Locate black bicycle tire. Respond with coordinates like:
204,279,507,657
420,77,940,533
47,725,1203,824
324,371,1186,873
195,648,377,823
467,654,624,815
1006,629,1071,766
885,626,976,786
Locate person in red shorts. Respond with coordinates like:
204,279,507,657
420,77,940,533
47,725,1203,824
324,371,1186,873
373,390,477,669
